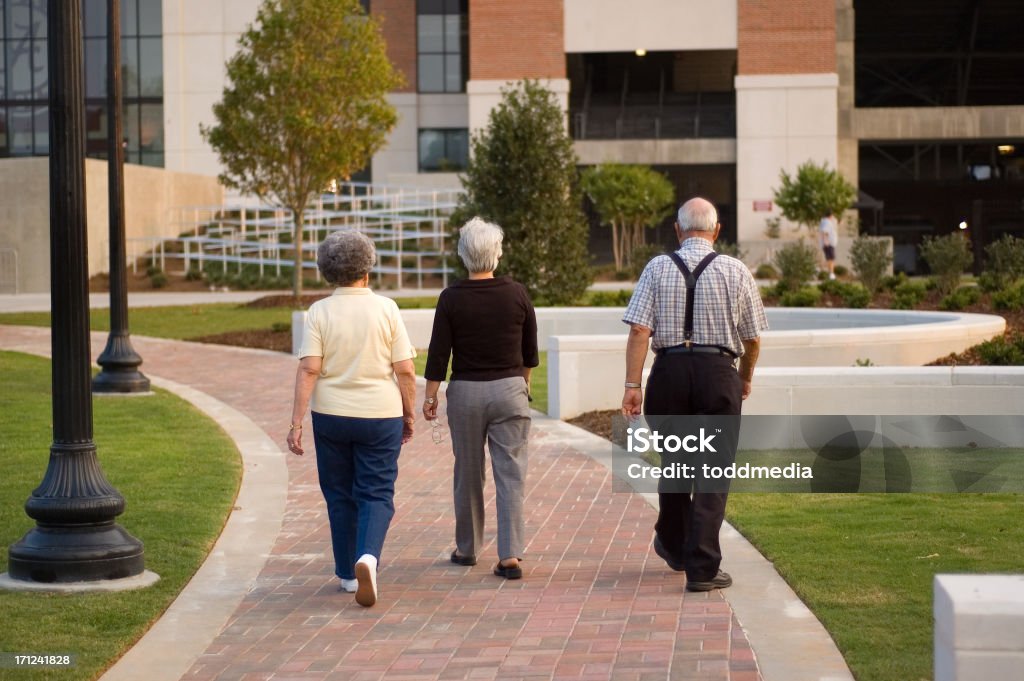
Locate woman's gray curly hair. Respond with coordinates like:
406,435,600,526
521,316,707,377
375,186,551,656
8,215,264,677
457,217,504,274
317,230,376,285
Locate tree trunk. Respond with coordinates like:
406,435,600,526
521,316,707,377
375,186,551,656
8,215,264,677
611,221,621,271
619,223,630,272
291,202,305,298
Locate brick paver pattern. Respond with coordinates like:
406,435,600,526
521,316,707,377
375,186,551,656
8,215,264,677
0,326,762,681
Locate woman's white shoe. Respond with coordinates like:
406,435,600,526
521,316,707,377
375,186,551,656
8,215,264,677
354,554,377,607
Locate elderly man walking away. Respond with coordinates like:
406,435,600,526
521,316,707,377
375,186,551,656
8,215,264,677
621,197,768,592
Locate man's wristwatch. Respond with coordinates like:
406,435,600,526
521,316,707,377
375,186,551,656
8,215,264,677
425,397,437,404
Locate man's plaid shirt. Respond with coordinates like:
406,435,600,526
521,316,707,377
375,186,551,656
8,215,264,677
622,237,768,357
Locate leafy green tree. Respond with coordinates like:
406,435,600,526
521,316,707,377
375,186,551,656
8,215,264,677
202,0,400,296
773,161,857,235
450,80,591,305
581,164,675,272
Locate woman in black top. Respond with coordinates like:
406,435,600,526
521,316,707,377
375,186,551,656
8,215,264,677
423,217,539,580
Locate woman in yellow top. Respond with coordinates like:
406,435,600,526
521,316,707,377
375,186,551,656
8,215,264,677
287,230,417,607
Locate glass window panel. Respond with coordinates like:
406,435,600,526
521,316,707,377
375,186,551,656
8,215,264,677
121,0,138,36
0,0,5,40
123,102,139,152
0,35,5,96
31,38,46,97
0,110,8,153
418,54,443,93
84,37,106,99
84,104,108,157
6,0,30,40
444,54,461,93
32,105,47,153
447,129,468,168
121,37,139,97
139,103,162,151
140,151,163,167
83,0,105,38
417,0,443,14
138,0,160,35
31,0,44,37
8,107,33,154
138,36,162,96
443,0,460,14
443,14,459,52
417,15,442,52
418,129,444,171
6,41,32,99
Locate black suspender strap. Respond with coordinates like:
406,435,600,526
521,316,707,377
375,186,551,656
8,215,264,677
667,251,718,346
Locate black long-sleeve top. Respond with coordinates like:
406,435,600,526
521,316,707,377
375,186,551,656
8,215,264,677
424,277,539,382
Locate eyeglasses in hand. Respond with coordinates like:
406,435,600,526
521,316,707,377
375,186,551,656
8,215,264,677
430,418,448,445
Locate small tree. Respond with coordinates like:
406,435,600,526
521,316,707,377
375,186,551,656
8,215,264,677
849,236,892,295
450,80,591,305
581,164,675,272
773,161,857,235
920,233,973,296
202,0,401,297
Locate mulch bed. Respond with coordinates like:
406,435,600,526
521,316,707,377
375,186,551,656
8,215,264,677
191,328,293,354
566,409,618,441
243,294,330,309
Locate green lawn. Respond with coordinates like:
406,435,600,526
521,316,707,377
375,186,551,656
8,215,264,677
413,352,548,414
0,303,551,412
727,493,1024,681
0,351,241,681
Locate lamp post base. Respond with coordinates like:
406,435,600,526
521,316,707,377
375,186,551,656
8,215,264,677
7,522,145,583
93,333,150,393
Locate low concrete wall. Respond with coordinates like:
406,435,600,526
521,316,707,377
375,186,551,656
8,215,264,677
547,310,1005,418
0,157,223,293
934,574,1024,681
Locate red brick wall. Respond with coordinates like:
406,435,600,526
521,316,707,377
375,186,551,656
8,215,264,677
373,0,417,93
469,0,565,80
737,0,836,75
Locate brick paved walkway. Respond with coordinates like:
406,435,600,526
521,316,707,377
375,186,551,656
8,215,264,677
0,326,762,681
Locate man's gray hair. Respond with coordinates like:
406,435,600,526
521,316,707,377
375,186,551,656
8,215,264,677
317,230,376,285
457,217,504,274
677,197,718,233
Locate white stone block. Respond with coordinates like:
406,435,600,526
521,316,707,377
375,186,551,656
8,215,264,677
935,575,1024,652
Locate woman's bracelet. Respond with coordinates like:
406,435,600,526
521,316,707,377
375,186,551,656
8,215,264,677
289,423,303,431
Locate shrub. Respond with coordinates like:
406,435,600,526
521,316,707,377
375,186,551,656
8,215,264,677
834,264,849,277
185,266,204,282
150,272,168,289
975,333,1024,365
779,286,822,307
849,236,892,294
271,321,291,333
982,234,1024,290
715,241,747,261
992,281,1024,311
817,278,845,296
920,233,973,296
586,289,633,307
629,243,664,280
839,284,871,308
978,271,1003,293
939,286,981,311
882,272,908,291
755,263,778,280
773,240,818,291
890,280,928,309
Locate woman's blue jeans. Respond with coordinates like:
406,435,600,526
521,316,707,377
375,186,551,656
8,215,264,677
311,412,403,580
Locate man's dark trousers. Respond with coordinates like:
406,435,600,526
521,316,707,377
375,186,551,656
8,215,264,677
643,352,743,582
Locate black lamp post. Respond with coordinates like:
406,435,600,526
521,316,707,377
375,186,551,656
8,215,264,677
6,0,145,583
93,0,149,394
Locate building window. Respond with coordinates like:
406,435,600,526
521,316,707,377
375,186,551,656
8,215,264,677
0,0,164,167
416,0,467,93
418,128,468,172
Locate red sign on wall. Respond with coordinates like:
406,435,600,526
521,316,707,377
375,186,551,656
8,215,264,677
753,200,773,212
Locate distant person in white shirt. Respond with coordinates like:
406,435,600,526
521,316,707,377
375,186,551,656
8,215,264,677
819,211,839,280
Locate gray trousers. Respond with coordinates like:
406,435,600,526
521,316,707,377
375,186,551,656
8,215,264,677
445,376,531,561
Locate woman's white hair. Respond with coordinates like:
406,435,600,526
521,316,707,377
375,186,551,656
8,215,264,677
677,197,718,233
457,217,504,274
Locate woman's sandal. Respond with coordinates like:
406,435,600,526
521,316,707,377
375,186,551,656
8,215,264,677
493,560,523,580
